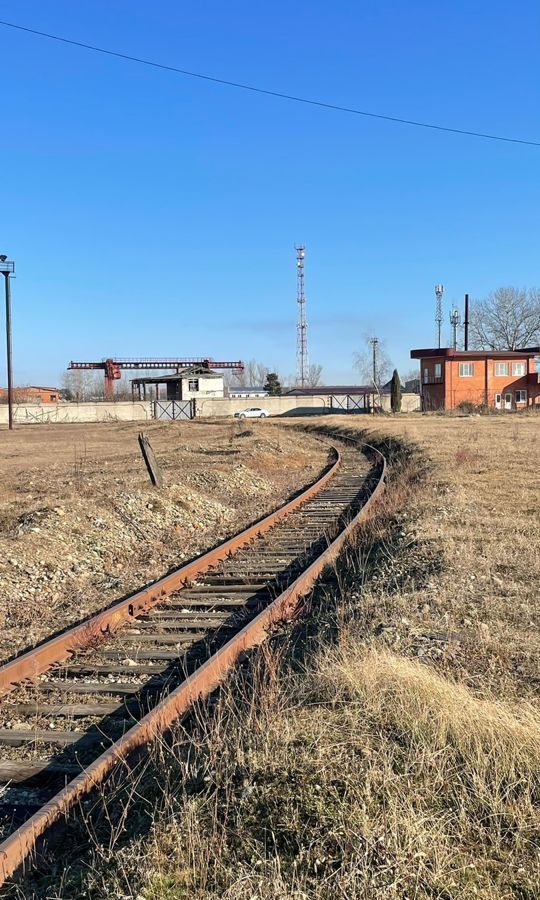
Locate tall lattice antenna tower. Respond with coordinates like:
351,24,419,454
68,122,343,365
435,284,444,348
295,244,308,387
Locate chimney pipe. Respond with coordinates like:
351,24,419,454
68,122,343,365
464,293,470,351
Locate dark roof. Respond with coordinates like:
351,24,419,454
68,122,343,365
285,385,374,396
228,386,268,393
411,347,540,360
131,366,222,385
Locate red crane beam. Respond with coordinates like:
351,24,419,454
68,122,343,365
68,358,244,400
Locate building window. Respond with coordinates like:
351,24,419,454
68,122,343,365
516,390,527,403
494,362,509,376
435,363,442,378
459,363,474,377
512,362,526,376
423,368,429,384
188,379,199,391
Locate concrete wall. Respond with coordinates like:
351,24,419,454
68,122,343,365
0,401,152,425
196,395,329,417
388,393,420,413
196,393,420,417
0,393,420,425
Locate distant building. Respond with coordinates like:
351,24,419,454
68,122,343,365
410,347,540,411
381,377,404,392
131,365,224,401
0,385,61,404
228,386,269,399
284,385,375,411
404,377,421,394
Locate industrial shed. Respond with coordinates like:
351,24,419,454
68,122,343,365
131,366,224,401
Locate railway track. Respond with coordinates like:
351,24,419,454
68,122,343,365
0,432,386,888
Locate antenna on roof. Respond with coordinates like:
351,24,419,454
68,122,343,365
449,307,462,350
435,284,444,348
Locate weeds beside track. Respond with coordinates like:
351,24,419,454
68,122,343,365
0,433,386,891
38,422,539,900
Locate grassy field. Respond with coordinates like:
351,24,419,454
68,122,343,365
14,414,540,899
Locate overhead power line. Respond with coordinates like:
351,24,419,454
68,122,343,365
1,19,539,148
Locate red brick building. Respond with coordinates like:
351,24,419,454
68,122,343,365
0,386,61,404
410,347,540,411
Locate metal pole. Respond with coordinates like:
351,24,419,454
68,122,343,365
369,337,378,414
4,273,13,430
295,245,308,388
464,294,469,351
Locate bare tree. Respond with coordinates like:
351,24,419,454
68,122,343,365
401,366,421,393
61,370,95,401
281,372,296,391
403,366,420,383
353,337,393,390
229,359,275,388
305,363,323,387
470,287,540,350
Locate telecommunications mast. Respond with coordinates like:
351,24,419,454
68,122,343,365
295,244,308,387
435,284,444,348
449,307,462,350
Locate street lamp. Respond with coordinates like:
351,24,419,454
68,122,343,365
369,336,379,414
0,255,15,430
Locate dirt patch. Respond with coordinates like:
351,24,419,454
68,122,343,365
0,421,326,661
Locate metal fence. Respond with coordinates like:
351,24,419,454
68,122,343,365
153,400,195,420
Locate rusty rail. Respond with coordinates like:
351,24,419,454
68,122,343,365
0,433,386,887
0,447,340,696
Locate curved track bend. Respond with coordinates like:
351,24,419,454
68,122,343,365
0,432,386,887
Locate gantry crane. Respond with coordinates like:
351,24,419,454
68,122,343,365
68,358,244,400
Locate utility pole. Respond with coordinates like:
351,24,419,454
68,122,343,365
435,284,444,348
0,255,15,430
369,336,379,414
449,307,461,350
295,244,308,387
463,293,470,351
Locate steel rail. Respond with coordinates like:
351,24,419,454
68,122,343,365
0,433,386,887
0,446,341,695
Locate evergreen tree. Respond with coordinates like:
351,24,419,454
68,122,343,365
264,373,282,396
390,369,402,413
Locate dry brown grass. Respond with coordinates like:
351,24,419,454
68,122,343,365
11,415,540,899
322,644,540,779
41,641,540,898
342,414,540,698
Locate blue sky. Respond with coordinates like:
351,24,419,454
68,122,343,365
1,1,539,386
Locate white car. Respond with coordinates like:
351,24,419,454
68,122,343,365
234,407,269,419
